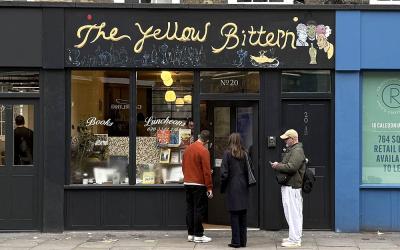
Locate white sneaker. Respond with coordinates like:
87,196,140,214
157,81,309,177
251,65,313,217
188,235,194,242
194,235,212,243
282,237,290,243
281,241,301,247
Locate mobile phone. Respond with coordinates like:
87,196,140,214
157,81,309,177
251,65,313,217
269,161,273,165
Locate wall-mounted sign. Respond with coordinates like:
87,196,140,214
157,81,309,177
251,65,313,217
362,72,400,184
65,10,335,69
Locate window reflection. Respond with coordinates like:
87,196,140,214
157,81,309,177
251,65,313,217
136,71,193,185
70,70,130,185
0,71,39,93
281,70,331,93
13,105,34,166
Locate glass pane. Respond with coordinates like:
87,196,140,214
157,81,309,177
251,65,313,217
0,105,5,166
200,71,260,94
136,71,193,185
214,107,230,161
237,107,253,152
362,72,400,184
70,70,130,185
13,105,34,166
0,71,39,93
281,70,331,93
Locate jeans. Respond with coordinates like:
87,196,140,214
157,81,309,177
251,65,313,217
185,185,207,237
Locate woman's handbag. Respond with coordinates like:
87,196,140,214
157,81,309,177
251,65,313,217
245,152,256,186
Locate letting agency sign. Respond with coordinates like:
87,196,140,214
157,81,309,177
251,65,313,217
363,72,400,184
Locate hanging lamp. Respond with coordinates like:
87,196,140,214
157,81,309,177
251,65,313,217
165,90,176,102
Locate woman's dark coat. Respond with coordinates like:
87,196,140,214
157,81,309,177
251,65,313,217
220,150,249,211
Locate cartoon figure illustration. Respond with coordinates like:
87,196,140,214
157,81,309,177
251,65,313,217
309,43,317,64
250,50,279,68
306,22,317,41
316,25,334,60
67,48,81,66
296,23,309,47
233,49,248,68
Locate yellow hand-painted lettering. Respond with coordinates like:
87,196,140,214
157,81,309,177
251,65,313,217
74,22,131,49
212,23,297,54
134,22,211,53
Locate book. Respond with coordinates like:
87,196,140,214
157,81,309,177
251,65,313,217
142,171,155,184
169,130,179,145
159,148,171,163
179,128,192,146
170,151,180,164
157,129,170,144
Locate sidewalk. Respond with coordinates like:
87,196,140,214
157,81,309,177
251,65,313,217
0,230,399,250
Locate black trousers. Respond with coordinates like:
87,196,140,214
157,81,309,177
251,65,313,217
230,210,247,247
185,185,207,237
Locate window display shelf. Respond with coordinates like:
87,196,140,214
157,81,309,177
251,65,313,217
157,143,182,148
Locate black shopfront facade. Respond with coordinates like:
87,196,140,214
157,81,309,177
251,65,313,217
0,3,334,232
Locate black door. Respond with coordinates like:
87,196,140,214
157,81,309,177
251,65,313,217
201,101,259,228
282,100,332,229
0,100,40,230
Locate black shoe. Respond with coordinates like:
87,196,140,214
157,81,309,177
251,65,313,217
228,243,241,248
240,244,246,247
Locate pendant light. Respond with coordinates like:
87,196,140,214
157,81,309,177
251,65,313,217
175,98,184,107
161,71,173,86
183,95,192,104
161,71,172,81
163,77,173,87
165,90,176,102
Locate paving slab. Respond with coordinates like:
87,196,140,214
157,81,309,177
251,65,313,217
315,237,357,247
318,248,360,250
111,247,153,250
0,239,45,248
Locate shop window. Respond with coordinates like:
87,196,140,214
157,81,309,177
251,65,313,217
281,70,331,93
70,70,130,185
0,71,39,93
362,72,400,185
136,71,193,185
200,71,260,94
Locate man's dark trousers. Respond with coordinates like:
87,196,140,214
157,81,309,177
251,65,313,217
185,185,207,237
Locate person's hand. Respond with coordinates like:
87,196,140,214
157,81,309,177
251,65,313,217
207,190,213,199
270,161,279,169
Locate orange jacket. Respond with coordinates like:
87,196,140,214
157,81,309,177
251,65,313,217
182,141,213,191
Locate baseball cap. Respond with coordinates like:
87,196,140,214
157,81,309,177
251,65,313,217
280,129,298,140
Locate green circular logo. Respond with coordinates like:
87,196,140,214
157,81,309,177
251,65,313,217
381,83,400,109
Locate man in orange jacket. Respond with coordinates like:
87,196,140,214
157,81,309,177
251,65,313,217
182,130,213,243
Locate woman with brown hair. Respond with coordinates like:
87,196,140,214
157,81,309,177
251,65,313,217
221,133,250,248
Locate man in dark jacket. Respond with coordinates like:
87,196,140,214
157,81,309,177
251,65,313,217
14,115,34,165
271,129,306,248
